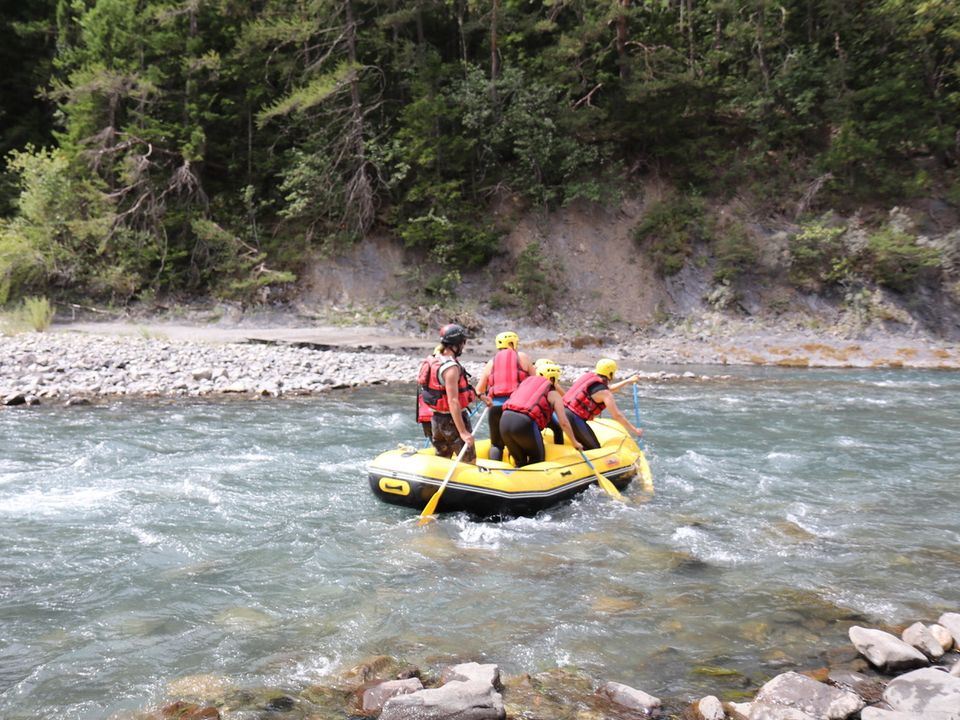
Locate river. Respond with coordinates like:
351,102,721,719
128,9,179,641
1,368,958,719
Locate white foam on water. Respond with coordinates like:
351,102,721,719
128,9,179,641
180,478,221,506
0,487,120,516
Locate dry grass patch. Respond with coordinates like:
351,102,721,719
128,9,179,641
776,357,811,367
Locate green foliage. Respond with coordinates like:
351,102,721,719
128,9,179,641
190,218,295,302
789,218,942,295
2,295,56,333
633,196,710,276
863,227,941,293
0,0,957,305
713,221,757,284
787,221,847,289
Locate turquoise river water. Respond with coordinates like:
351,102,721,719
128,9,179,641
1,367,959,719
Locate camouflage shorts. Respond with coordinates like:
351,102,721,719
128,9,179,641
430,412,475,463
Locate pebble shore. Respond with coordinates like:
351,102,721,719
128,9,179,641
0,330,710,405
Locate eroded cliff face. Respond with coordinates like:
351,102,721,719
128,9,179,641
294,192,960,341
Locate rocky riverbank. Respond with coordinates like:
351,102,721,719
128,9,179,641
0,328,723,405
136,614,960,720
3,312,960,405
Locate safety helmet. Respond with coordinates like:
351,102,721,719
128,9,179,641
534,357,556,370
439,323,468,346
536,362,562,381
495,331,519,350
595,358,618,380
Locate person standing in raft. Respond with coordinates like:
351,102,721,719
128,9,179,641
562,358,642,450
474,331,536,461
416,344,444,439
418,324,479,463
500,361,582,467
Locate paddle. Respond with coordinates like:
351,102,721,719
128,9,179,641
579,450,623,501
418,407,489,525
632,382,654,492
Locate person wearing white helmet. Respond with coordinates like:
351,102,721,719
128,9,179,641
562,358,642,450
475,330,536,461
499,362,582,467
417,324,478,462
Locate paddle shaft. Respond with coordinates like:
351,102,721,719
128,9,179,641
579,450,623,501
418,406,489,523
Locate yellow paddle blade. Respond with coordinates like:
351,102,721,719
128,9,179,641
579,450,623,501
638,452,654,493
418,489,443,525
595,470,623,500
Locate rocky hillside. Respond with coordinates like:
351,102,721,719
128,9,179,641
295,188,960,343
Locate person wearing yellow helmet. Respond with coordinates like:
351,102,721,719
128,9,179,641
499,362,582,467
475,330,536,461
562,357,642,449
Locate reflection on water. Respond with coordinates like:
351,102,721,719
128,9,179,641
1,368,959,719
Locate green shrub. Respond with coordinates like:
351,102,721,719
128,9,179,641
713,221,757,283
863,227,941,293
3,295,56,333
633,195,709,276
787,220,846,289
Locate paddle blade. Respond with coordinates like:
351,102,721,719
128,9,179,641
638,451,654,493
596,471,623,500
580,450,623,501
418,489,443,525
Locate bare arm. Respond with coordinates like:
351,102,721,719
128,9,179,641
474,359,493,396
594,389,642,438
608,374,639,393
518,351,537,377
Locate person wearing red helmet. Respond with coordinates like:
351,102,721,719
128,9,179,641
417,324,478,462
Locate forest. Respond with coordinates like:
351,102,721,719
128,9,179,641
0,0,958,314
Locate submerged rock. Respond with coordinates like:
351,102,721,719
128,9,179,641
596,680,661,715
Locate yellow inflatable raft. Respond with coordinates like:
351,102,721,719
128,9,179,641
367,419,652,518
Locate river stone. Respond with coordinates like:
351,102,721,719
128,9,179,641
938,612,960,647
753,671,864,719
861,709,960,720
901,622,944,658
597,681,660,715
378,679,505,720
930,624,954,652
882,666,960,716
848,626,929,672
827,669,884,704
361,677,424,713
697,694,725,720
728,700,818,719
439,662,501,690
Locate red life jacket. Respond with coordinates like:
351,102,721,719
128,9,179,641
562,371,608,420
504,376,554,429
418,354,476,413
416,389,433,423
489,348,527,398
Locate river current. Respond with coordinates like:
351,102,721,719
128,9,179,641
1,368,958,719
